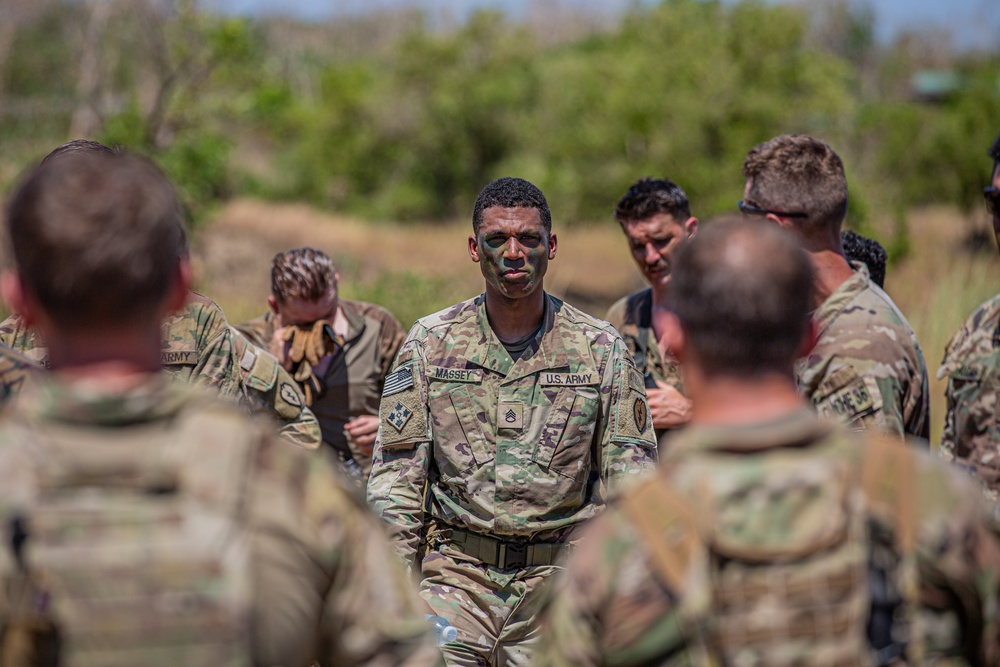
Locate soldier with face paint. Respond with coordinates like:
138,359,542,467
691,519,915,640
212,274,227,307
938,131,1000,498
367,177,658,667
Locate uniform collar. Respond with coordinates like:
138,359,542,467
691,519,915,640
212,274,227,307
667,407,832,456
812,261,871,338
470,293,573,384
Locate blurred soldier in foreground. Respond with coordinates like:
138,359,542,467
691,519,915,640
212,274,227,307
841,229,888,289
238,247,405,483
938,131,1000,497
0,139,321,449
606,178,695,446
741,134,929,440
0,150,440,666
367,177,657,666
536,219,1000,667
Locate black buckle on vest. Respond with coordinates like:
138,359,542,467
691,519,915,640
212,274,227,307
498,541,527,569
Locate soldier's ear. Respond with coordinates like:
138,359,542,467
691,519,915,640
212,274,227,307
0,271,35,325
468,235,481,263
161,260,191,318
797,318,819,359
660,312,686,363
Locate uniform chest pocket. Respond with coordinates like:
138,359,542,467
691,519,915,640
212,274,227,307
427,382,494,477
532,386,600,481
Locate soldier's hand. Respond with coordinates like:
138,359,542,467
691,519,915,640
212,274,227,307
344,415,379,456
647,381,692,430
269,327,291,369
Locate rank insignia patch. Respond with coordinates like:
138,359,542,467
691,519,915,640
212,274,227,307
387,401,413,432
498,401,523,430
633,397,648,433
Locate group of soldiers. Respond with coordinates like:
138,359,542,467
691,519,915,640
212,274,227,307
0,129,997,667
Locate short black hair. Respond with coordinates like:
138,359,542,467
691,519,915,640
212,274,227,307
669,219,813,378
841,229,887,288
614,178,692,224
472,177,551,234
40,139,119,166
989,133,1000,163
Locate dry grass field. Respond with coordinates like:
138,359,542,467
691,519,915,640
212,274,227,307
193,198,1000,445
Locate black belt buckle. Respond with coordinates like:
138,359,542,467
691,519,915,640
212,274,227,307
499,541,527,569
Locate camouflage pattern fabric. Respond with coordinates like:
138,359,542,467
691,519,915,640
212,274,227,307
0,343,39,409
0,292,321,449
229,327,322,449
238,299,406,477
0,374,442,667
605,288,685,446
798,263,930,441
938,293,1000,497
368,293,657,666
535,409,1000,667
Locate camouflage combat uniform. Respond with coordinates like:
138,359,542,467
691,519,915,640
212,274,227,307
0,292,321,448
938,293,1000,497
238,299,406,476
367,293,658,667
0,373,441,667
536,409,1000,667
798,263,930,441
606,288,685,447
0,343,39,408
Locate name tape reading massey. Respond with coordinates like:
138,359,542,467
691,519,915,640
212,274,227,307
425,367,598,386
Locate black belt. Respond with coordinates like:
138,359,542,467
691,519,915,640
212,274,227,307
441,527,570,569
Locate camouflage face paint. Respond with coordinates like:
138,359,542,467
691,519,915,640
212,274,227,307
470,206,556,301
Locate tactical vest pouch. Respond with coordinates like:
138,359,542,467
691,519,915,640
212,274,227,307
1,405,256,667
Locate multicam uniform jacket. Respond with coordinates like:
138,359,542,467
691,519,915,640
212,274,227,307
238,299,405,472
938,293,1000,496
798,263,930,441
0,374,441,667
535,409,1000,667
0,292,320,449
367,292,658,566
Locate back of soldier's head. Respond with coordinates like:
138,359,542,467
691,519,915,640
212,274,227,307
6,151,186,330
669,219,813,377
742,134,848,234
270,247,338,304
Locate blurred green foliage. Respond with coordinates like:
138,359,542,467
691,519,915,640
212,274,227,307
1,0,998,235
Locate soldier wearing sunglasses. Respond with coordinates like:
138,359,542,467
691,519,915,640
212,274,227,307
740,134,929,442
938,133,1000,498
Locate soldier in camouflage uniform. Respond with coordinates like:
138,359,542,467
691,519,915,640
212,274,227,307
606,178,697,447
367,177,658,667
237,247,406,481
0,149,441,667
938,132,1000,497
741,134,929,440
0,139,321,449
536,220,1000,667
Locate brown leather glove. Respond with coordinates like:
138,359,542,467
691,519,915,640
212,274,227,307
280,321,343,405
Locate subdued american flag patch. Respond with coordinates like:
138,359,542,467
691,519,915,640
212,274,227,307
382,367,414,396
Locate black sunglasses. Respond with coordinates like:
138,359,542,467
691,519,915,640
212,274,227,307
985,187,1000,216
738,200,809,219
